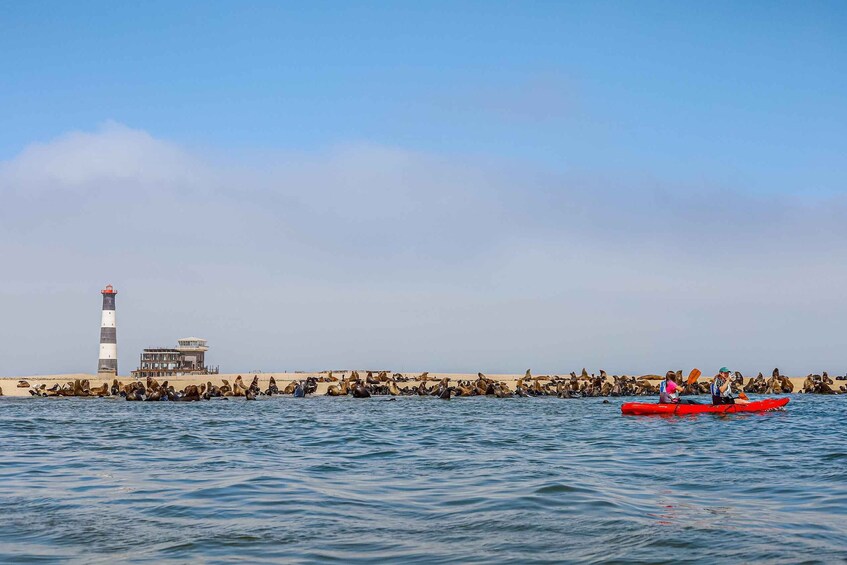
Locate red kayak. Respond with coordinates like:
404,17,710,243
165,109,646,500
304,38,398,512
621,397,789,416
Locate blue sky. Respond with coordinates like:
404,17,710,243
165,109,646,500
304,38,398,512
2,1,845,191
1,2,846,375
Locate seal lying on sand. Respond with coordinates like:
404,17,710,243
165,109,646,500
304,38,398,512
88,382,109,396
326,382,347,396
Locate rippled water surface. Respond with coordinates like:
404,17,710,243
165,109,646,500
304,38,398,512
1,395,845,563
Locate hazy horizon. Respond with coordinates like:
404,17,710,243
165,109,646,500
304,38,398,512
1,3,845,376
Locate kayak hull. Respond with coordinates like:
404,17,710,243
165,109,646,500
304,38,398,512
621,397,789,416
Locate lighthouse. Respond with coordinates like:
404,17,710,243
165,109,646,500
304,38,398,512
98,284,118,376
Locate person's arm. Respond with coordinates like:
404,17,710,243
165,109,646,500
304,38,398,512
719,379,730,394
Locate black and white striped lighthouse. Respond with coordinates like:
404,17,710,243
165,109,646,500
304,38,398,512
97,284,118,376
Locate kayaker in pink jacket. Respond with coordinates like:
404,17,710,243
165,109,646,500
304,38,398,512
658,371,680,403
659,371,700,404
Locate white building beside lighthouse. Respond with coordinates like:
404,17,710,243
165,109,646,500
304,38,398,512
98,284,118,376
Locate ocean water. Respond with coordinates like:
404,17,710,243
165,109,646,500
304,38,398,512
0,395,845,564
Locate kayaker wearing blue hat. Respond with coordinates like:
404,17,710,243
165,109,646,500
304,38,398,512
711,367,749,405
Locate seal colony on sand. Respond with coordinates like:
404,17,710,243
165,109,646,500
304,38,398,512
12,368,846,401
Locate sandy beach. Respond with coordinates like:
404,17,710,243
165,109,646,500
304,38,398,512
0,371,833,398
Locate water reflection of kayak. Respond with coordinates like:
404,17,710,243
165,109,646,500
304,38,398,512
621,397,789,416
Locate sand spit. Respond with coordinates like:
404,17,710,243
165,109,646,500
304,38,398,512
0,371,842,398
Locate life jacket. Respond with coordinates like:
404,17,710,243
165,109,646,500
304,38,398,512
711,377,733,399
658,380,674,403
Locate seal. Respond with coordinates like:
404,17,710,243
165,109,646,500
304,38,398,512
265,377,279,396
352,383,371,398
72,379,88,396
248,375,261,396
125,382,145,401
179,384,202,401
146,385,164,401
232,375,248,396
147,377,161,393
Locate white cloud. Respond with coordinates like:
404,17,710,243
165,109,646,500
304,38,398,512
0,123,845,376
0,121,211,193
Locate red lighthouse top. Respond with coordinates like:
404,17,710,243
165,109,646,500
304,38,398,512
101,284,117,295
